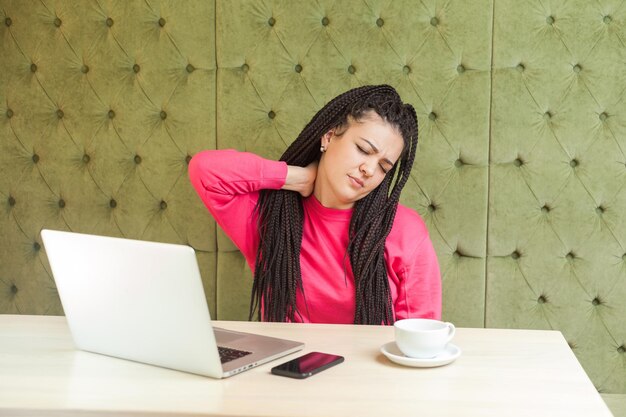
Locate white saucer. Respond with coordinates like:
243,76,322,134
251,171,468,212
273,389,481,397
380,342,461,368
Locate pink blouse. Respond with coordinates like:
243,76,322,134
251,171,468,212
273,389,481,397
189,150,441,323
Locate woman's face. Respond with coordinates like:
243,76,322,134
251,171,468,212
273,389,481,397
314,112,405,209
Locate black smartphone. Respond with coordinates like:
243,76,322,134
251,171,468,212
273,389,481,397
271,352,344,379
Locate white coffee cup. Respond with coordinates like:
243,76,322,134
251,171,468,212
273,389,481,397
394,318,456,359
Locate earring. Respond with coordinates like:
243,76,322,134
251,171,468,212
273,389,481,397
320,145,326,153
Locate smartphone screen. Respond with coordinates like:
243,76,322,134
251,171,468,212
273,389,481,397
271,352,344,379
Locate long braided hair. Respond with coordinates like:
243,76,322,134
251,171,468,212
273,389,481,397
250,85,418,325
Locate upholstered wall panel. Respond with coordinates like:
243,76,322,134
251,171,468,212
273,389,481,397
488,0,626,393
0,0,218,316
216,0,492,327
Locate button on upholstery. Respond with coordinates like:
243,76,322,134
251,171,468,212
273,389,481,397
599,112,608,121
109,199,117,208
430,17,439,26
133,64,140,73
511,251,521,260
241,63,249,72
376,18,384,27
186,64,195,73
8,196,16,206
348,65,356,74
5,17,12,27
108,110,115,119
268,110,276,119
457,64,465,74
160,200,167,210
618,345,625,354
592,297,602,306
268,17,275,27
33,242,41,251
573,64,582,73
427,203,437,212
570,159,579,168
516,63,525,72
134,155,142,164
56,109,64,119
158,17,166,27
58,199,65,208
566,251,575,261
32,154,39,163
6,109,14,118
54,17,62,27
596,206,605,215
543,111,552,120
160,110,167,120
106,17,114,27
429,112,437,121
321,17,329,26
538,295,547,304
541,205,550,213
82,154,90,164
403,65,411,74
81,65,89,74
10,285,18,294
546,15,555,25
455,158,464,167
294,64,302,73
185,155,192,164
30,63,37,73
603,15,612,24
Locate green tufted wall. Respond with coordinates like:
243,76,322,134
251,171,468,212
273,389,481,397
1,0,625,402
489,0,626,396
0,0,217,314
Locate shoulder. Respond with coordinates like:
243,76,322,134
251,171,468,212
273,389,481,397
392,204,428,232
387,204,430,248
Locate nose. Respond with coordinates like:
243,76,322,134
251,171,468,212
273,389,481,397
360,162,374,177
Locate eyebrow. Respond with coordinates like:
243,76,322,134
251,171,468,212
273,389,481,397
360,137,395,167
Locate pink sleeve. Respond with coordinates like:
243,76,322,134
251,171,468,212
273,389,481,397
394,232,442,321
188,149,288,263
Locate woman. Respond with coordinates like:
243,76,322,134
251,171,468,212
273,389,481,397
189,85,441,325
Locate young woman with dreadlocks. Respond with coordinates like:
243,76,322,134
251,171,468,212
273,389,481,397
189,85,441,325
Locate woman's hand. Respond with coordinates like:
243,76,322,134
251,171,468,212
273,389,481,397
283,161,318,197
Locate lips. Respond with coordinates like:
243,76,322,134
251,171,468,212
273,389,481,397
348,175,364,188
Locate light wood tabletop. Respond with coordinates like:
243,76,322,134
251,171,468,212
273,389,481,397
0,315,613,417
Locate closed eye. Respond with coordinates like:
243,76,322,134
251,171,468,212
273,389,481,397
357,145,390,174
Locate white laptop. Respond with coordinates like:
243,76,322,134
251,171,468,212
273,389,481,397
40,229,303,378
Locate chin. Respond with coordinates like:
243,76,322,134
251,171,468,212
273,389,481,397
343,191,369,205
329,186,369,208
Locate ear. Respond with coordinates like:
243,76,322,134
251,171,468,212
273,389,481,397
321,129,334,148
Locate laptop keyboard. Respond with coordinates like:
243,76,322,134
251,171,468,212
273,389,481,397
218,346,252,364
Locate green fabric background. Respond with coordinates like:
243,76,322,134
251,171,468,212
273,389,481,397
1,0,624,408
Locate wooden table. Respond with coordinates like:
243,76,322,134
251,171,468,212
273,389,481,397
0,315,613,416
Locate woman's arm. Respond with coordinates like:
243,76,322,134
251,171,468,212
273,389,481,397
283,162,318,197
188,150,288,263
395,235,442,320
189,150,288,200
387,208,442,321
